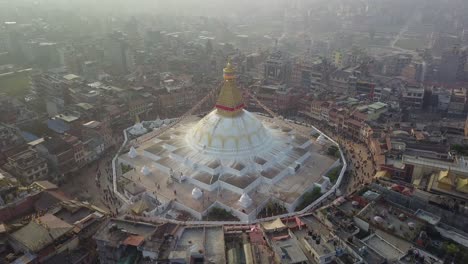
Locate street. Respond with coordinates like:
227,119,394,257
293,117,376,196
61,153,122,215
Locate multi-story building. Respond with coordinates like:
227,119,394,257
401,85,425,109
382,53,412,76
448,88,467,116
32,72,85,117
82,120,114,149
4,21,25,64
300,100,331,122
355,81,376,100
432,87,451,112
401,60,427,84
155,75,201,117
438,46,467,83
248,84,301,115
0,123,23,153
47,113,82,136
4,147,48,184
63,135,86,169
329,68,359,95
128,96,154,118
105,32,134,75
367,102,388,120
291,57,324,91
36,137,76,181
6,196,107,263
82,60,98,81
263,51,292,84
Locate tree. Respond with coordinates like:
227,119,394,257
445,243,459,255
326,145,340,158
296,187,322,211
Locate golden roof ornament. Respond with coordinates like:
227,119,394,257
135,114,141,124
216,59,244,117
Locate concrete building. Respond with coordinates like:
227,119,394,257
291,57,324,91
329,68,359,95
448,88,467,116
264,51,292,84
0,123,24,153
249,84,301,115
438,46,467,83
5,194,107,263
36,137,76,181
82,60,98,81
94,219,226,264
3,147,48,184
9,214,76,261
3,21,25,64
105,32,134,75
355,81,376,100
382,53,412,76
401,85,425,109
155,74,200,117
63,135,86,169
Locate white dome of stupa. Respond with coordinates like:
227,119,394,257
128,146,137,158
185,60,273,159
187,110,273,158
239,193,252,208
192,187,203,200
141,166,151,176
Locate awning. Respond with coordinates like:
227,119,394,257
457,178,468,193
261,218,286,231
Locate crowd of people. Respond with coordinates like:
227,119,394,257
95,157,121,216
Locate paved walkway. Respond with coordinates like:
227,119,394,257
61,153,122,214
294,117,375,196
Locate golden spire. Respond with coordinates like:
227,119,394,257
135,114,141,124
215,59,244,117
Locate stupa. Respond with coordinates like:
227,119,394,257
119,60,339,221
128,115,147,135
141,166,151,176
128,146,137,158
186,60,273,158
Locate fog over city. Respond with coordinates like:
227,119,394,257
1,0,468,263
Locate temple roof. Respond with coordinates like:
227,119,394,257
438,169,453,185
457,178,468,193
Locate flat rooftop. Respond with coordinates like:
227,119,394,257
358,199,424,241
176,226,226,263
362,234,404,261
272,236,308,264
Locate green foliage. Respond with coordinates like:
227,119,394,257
326,145,340,158
394,38,428,50
296,187,322,211
451,144,468,156
327,165,343,183
0,71,30,99
121,164,133,174
257,202,288,218
445,243,460,255
203,207,239,221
